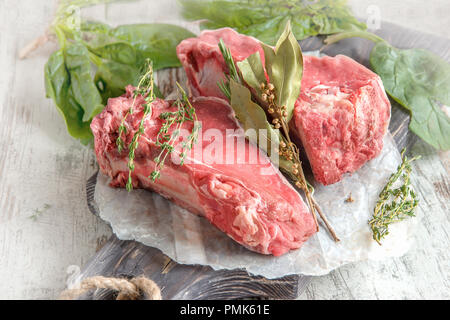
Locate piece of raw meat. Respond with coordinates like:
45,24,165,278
293,55,391,185
91,86,316,256
177,29,391,185
176,27,265,99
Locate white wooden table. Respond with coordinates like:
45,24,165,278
0,0,448,299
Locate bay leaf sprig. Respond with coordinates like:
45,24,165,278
219,21,339,241
369,149,420,244
150,83,201,181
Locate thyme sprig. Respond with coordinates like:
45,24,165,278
116,61,200,189
116,59,155,191
369,149,420,245
150,83,201,182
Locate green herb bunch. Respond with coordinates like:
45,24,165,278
369,149,420,244
116,64,200,190
180,0,366,45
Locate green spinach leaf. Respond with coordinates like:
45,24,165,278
45,49,93,144
110,24,195,70
64,43,104,122
82,22,195,70
45,17,194,144
370,42,450,150
94,60,140,102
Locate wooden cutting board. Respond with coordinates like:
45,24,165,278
78,21,450,300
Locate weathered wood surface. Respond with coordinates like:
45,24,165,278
77,20,449,300
78,232,303,300
0,0,448,299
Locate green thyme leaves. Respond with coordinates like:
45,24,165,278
116,59,156,191
217,39,242,99
369,149,420,244
116,67,200,191
151,83,200,182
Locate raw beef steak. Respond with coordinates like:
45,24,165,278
91,86,316,256
177,29,391,185
293,55,391,185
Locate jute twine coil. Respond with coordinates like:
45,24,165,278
59,275,162,300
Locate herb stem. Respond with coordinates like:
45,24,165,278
312,197,340,242
274,100,320,232
324,30,386,46
263,81,338,238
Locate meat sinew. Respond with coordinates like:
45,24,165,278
177,28,391,185
91,86,316,256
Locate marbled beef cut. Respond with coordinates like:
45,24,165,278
91,86,316,256
177,28,391,185
293,55,391,185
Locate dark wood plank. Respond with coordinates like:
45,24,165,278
78,233,302,300
78,21,450,300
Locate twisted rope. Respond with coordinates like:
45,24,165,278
59,275,162,300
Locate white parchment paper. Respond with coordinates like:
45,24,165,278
94,133,419,278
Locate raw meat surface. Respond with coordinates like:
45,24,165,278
91,86,316,256
294,55,391,185
177,29,391,185
177,28,265,99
